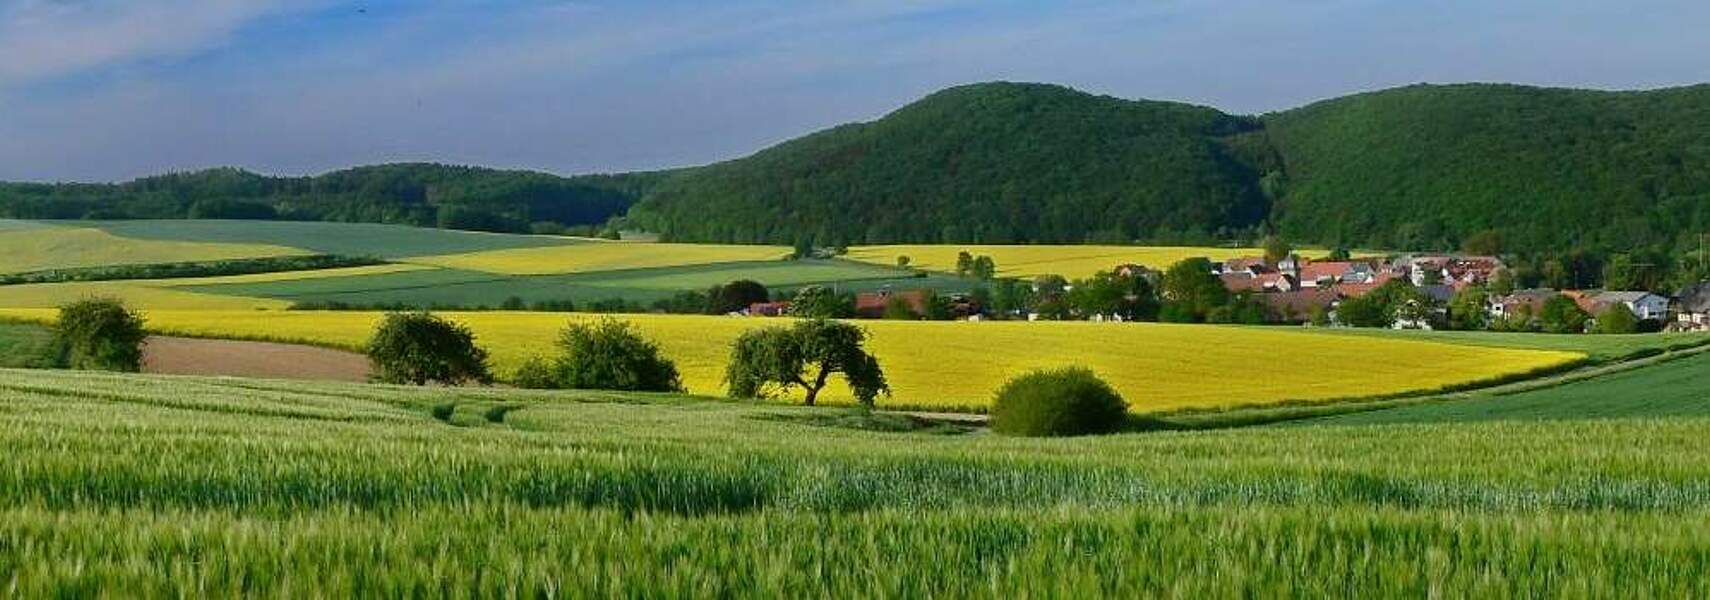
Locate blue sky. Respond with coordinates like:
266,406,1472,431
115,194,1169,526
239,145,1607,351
2,0,1708,182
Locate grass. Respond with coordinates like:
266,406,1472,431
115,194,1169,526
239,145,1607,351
1318,327,1710,362
1310,350,1710,425
844,244,1333,279
0,225,307,273
0,367,1707,595
402,240,792,275
0,309,1581,411
76,219,572,258
0,322,57,368
0,281,288,310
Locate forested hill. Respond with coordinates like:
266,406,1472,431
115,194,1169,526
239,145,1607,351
625,81,1710,258
625,82,1271,245
0,163,675,234
1263,83,1710,255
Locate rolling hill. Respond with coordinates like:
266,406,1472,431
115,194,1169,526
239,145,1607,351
5,82,1708,261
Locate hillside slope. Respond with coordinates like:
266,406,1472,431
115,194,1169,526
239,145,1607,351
626,82,1270,245
0,163,674,234
1262,83,1710,254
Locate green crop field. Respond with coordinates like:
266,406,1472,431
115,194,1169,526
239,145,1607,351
72,219,573,258
1311,350,1710,425
0,367,1706,595
0,321,56,368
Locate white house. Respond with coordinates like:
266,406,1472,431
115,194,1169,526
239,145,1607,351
1592,291,1671,321
1675,284,1710,330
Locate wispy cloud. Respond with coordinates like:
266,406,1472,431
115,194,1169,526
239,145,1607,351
0,0,300,86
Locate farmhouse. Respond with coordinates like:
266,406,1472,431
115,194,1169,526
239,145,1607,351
1220,271,1296,293
1489,289,1557,320
1590,291,1671,321
1676,283,1710,331
1257,288,1341,323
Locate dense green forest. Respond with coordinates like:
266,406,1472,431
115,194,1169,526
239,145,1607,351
625,83,1270,245
4,82,1708,278
0,163,675,234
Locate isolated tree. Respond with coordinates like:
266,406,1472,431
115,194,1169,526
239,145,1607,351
1262,235,1292,266
54,298,146,372
788,285,855,319
367,312,492,385
1539,295,1590,334
726,319,889,407
1594,303,1639,334
554,318,682,392
895,255,912,268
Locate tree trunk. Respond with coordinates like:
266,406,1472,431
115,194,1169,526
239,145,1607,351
802,365,832,406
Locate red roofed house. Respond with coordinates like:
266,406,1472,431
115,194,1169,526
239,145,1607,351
1220,272,1296,293
854,289,929,319
747,301,792,317
1258,288,1341,323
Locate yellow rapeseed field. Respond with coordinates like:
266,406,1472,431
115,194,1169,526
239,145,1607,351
844,245,1331,279
0,309,1581,412
0,227,308,273
403,241,792,275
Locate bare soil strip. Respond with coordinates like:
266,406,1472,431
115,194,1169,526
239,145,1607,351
141,336,370,382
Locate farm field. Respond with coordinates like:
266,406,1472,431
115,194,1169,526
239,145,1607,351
70,219,571,258
845,244,1331,279
0,280,289,310
0,322,55,368
404,241,792,275
0,222,307,273
0,309,1582,411
0,367,1706,595
1313,350,1710,425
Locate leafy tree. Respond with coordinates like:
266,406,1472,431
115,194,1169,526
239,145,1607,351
1308,305,1332,327
54,298,147,372
1262,235,1292,265
1067,270,1159,320
1032,274,1069,297
923,290,955,321
970,255,997,280
1594,303,1640,334
554,318,683,392
989,279,1035,318
1159,257,1228,322
955,251,975,277
1447,288,1491,330
1327,247,1352,261
367,312,492,385
787,285,855,318
895,255,911,268
1603,254,1639,290
1206,293,1270,325
725,319,889,407
1539,295,1590,334
706,280,770,314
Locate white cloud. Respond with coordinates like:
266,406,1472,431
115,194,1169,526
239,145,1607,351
0,0,297,86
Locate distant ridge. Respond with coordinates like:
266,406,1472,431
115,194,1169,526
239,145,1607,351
4,81,1708,257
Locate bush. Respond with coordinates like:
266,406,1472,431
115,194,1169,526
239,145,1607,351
991,367,1127,437
554,318,683,392
512,356,561,389
54,298,147,371
1594,303,1639,334
366,312,492,385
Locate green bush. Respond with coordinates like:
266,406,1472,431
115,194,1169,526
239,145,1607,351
366,312,492,386
54,298,147,372
554,318,682,392
1594,304,1639,334
991,367,1128,437
512,356,561,390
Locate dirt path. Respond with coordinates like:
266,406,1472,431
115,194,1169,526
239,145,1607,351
142,336,370,382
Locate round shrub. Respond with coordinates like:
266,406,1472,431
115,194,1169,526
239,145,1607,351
990,367,1127,437
54,297,147,372
555,318,683,392
511,356,561,390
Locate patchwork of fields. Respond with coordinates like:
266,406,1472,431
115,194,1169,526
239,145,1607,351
844,244,1331,279
0,367,1706,595
0,308,1582,411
